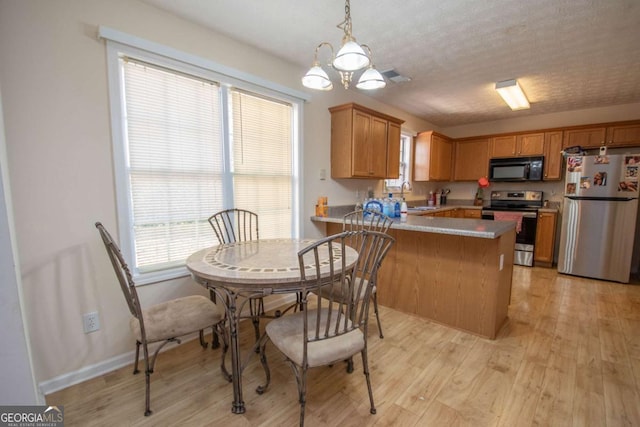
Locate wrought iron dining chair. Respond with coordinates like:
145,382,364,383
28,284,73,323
336,208,393,339
259,230,395,426
208,209,264,343
95,222,230,416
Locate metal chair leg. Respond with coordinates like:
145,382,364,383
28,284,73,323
361,349,376,415
255,335,271,394
372,292,384,339
142,343,152,416
133,341,141,374
199,329,208,349
290,363,307,427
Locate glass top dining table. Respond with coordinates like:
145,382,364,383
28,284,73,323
186,237,358,414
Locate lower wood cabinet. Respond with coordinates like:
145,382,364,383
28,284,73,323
534,211,557,266
462,209,482,218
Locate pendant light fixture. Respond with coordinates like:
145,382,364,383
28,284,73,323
302,0,386,91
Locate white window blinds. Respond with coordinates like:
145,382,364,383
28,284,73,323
116,56,297,281
122,59,222,273
230,90,293,239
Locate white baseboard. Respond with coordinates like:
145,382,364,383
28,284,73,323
39,293,296,396
39,350,137,396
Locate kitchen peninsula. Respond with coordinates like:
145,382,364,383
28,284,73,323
312,213,516,339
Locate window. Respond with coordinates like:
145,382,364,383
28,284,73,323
385,133,412,192
104,33,303,284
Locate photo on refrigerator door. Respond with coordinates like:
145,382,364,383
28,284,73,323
594,155,610,164
619,181,638,192
593,172,607,186
566,182,576,194
567,156,583,172
620,155,639,192
580,177,591,189
625,165,638,179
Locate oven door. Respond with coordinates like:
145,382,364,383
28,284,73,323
481,209,538,266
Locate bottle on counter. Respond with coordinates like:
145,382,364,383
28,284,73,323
436,190,441,207
400,198,408,222
382,197,391,217
428,191,434,206
394,197,401,218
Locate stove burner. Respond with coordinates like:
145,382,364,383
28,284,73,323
487,189,543,211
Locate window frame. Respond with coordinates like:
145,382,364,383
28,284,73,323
385,132,413,193
103,28,305,285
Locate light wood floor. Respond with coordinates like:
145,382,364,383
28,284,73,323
47,266,640,426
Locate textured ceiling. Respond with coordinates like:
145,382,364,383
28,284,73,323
142,0,640,128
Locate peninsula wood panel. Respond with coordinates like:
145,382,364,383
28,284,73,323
326,223,515,339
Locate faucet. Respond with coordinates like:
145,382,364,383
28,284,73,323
400,181,412,199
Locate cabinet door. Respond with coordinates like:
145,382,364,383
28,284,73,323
562,127,606,149
413,132,431,181
517,133,544,155
606,124,640,147
430,135,453,180
534,211,557,264
386,122,401,179
463,209,482,219
330,108,352,178
351,110,371,177
490,135,517,157
370,116,388,178
453,138,489,181
543,131,563,180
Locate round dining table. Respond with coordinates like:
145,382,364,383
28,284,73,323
186,238,358,414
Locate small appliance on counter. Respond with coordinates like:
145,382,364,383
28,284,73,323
558,153,640,283
481,190,543,267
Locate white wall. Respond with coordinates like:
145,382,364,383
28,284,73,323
0,0,431,394
0,88,41,404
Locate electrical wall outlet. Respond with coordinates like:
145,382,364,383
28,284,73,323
83,311,100,333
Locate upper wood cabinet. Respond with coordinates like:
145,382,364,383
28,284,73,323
329,103,404,179
517,133,545,155
490,133,544,158
453,138,489,181
413,131,453,181
489,135,517,157
562,126,606,149
605,123,640,147
386,122,402,179
543,131,563,180
563,123,640,149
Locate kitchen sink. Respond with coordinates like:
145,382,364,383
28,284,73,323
407,206,438,211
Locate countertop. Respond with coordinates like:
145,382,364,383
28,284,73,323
311,212,515,239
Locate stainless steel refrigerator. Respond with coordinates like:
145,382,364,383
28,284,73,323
558,153,640,283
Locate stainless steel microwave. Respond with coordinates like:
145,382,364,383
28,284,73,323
489,156,544,182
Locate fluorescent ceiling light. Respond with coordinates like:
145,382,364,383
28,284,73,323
495,79,530,110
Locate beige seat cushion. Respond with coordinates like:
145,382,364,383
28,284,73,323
266,307,364,368
130,295,222,343
317,277,375,302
